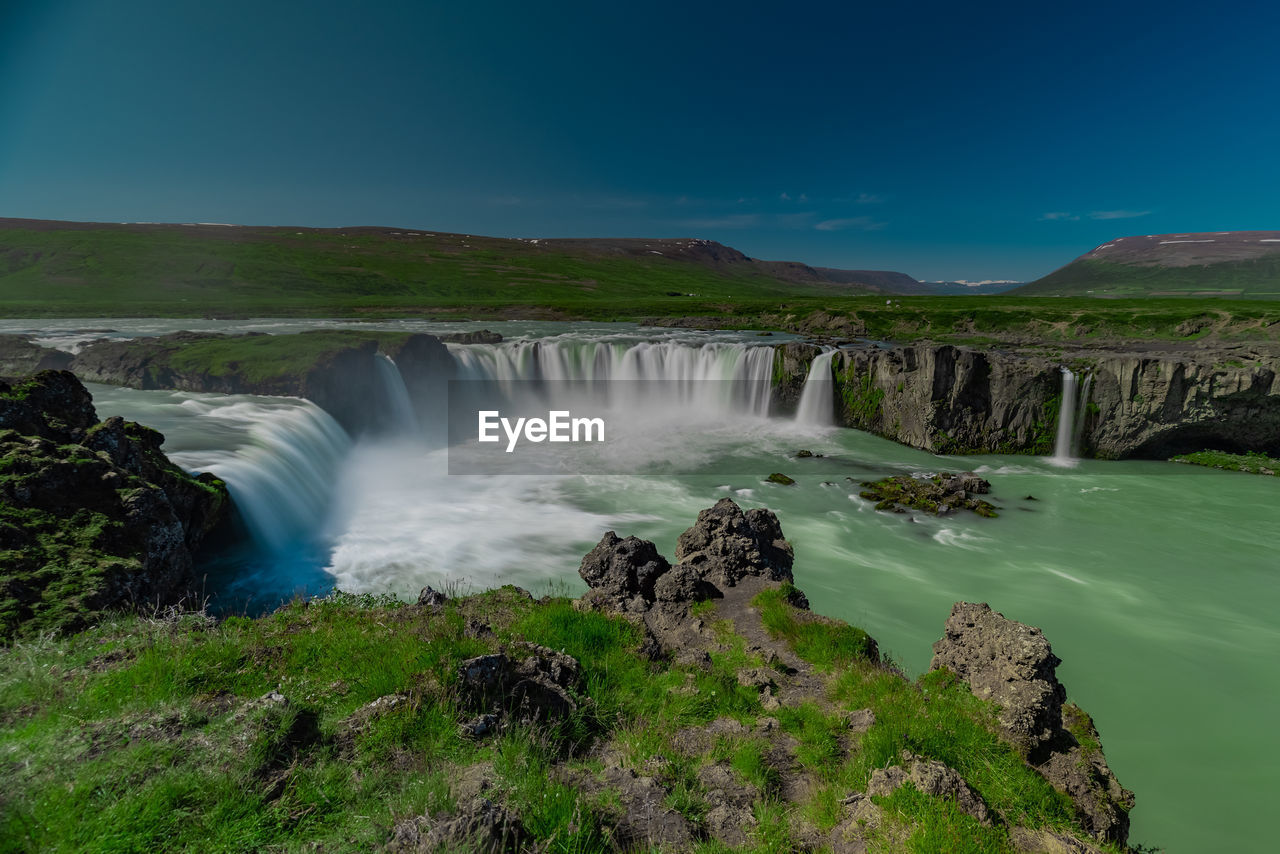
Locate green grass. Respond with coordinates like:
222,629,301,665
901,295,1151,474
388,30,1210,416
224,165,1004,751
753,584,877,668
0,583,1136,852
1017,256,1280,299
1170,449,1280,475
3,224,1280,347
164,330,412,383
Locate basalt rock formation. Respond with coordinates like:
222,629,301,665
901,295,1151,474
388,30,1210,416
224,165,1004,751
0,334,73,379
773,339,1280,459
0,370,229,637
932,602,1135,844
67,330,454,436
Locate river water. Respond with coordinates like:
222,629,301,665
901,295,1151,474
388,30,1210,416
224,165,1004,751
10,319,1276,852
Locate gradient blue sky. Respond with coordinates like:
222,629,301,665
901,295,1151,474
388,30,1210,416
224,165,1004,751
2,0,1277,281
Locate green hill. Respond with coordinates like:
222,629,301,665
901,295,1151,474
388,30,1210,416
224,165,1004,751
0,218,895,319
1015,231,1280,299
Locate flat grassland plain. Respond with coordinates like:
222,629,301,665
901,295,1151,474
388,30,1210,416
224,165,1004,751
2,220,1279,346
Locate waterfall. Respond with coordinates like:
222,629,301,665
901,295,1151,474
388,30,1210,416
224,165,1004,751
1050,367,1080,467
183,401,353,553
446,338,775,418
374,354,420,435
1072,373,1093,457
795,349,837,426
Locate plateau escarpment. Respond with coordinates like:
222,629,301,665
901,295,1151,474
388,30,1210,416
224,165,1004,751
0,371,229,637
13,324,1279,460
66,330,455,435
773,340,1280,458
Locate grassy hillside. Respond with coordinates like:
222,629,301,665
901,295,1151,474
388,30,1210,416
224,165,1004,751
0,220,843,318
1015,232,1280,299
4,220,1280,345
0,589,1122,853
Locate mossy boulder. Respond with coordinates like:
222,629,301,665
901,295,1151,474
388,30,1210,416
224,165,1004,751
859,471,999,517
0,370,229,638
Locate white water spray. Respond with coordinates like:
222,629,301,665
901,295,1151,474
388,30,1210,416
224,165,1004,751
796,350,837,427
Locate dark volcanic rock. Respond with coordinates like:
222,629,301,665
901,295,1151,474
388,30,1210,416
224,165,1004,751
388,797,529,854
0,334,73,380
458,643,582,726
931,602,1064,753
674,498,794,588
868,750,991,825
436,329,503,345
578,531,671,604
0,371,229,638
70,330,455,436
416,585,448,608
931,602,1133,845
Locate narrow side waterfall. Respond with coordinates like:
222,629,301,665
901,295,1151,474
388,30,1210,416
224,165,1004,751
1050,367,1080,467
796,350,837,426
1072,373,1093,457
375,354,420,435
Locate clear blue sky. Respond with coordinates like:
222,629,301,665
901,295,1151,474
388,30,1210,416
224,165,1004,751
2,0,1277,281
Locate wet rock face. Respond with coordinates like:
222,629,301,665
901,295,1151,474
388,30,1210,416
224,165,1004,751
931,602,1133,845
773,340,1280,459
931,602,1065,754
674,498,795,588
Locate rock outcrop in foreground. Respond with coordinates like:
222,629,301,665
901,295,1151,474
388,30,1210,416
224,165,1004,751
562,499,1131,851
0,370,229,637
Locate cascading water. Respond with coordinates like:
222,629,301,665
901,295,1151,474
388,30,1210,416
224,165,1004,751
448,338,775,418
795,349,837,427
374,354,420,435
1072,373,1093,458
1050,367,1080,467
176,402,353,553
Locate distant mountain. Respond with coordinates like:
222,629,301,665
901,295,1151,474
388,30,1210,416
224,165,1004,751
1013,231,1280,298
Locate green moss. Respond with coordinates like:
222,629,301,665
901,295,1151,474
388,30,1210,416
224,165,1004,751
840,365,885,425
1170,450,1280,475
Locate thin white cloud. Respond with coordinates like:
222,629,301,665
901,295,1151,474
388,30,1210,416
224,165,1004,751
1089,209,1151,220
779,192,792,201
855,192,884,204
1039,211,1080,221
814,216,886,232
